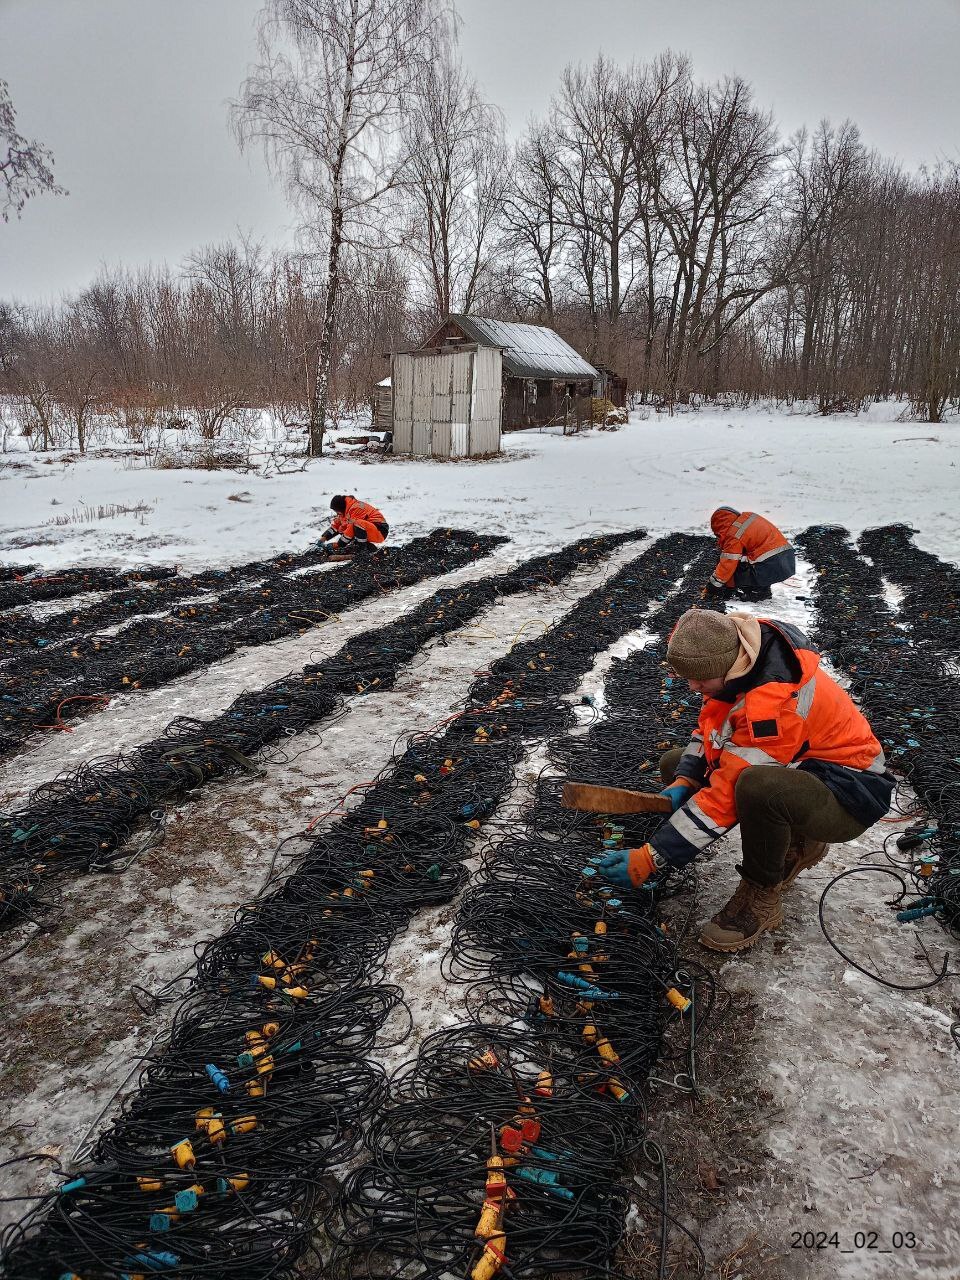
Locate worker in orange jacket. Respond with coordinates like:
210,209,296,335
597,608,893,952
319,494,389,554
704,507,795,602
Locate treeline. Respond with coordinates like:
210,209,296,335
1,47,959,452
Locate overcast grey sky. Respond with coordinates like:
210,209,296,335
2,0,959,303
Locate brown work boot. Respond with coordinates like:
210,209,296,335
699,877,783,953
781,836,830,888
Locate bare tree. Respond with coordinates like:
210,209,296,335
403,52,506,318
0,79,65,221
501,126,568,323
233,0,450,455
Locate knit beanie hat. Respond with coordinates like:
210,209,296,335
330,495,347,513
710,506,740,536
667,608,742,682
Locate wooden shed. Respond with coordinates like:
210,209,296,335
390,315,601,457
373,377,393,432
594,364,628,409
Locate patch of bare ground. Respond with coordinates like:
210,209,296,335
617,864,790,1280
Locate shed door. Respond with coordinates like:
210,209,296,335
411,357,435,456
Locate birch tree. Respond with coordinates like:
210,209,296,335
0,79,65,221
233,0,450,455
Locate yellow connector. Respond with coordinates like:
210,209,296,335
596,1037,620,1065
534,1069,553,1097
474,1198,501,1240
472,1233,507,1280
171,1139,196,1170
468,1048,499,1072
666,987,691,1013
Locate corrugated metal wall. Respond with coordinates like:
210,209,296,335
392,357,414,453
391,348,502,458
470,347,502,454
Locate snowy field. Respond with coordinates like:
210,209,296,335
1,402,959,1279
1,400,959,569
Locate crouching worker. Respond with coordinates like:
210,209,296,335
319,494,389,554
705,507,795,601
598,608,893,953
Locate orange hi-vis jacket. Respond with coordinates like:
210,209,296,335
330,496,387,544
651,619,892,869
709,509,792,589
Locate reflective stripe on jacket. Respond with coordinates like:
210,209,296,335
651,619,892,868
709,509,792,588
331,495,386,541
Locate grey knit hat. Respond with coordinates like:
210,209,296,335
667,608,741,682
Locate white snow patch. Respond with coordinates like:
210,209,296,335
3,402,960,571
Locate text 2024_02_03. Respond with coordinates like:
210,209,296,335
790,1230,919,1256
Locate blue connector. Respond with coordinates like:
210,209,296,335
205,1063,230,1093
896,904,938,923
517,1167,575,1200
555,971,619,999
126,1250,180,1272
174,1188,199,1213
149,1212,172,1232
60,1177,86,1195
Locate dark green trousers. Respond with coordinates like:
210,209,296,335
659,748,868,887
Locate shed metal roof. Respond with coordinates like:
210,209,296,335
444,315,598,380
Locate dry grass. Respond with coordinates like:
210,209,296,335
154,446,248,471
44,500,154,526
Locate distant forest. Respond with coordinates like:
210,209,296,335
2,1,958,453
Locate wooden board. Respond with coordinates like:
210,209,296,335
561,781,672,815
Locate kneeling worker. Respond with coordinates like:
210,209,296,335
599,608,893,953
705,506,795,601
319,494,389,554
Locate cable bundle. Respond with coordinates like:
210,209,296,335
0,534,706,1280
797,524,960,946
331,552,721,1280
0,539,365,658
859,524,960,655
0,563,36,582
0,529,648,930
0,565,176,613
0,531,506,758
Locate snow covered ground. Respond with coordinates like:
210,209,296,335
1,400,959,570
2,402,959,1278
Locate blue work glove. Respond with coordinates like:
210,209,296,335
597,844,659,889
660,779,697,813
